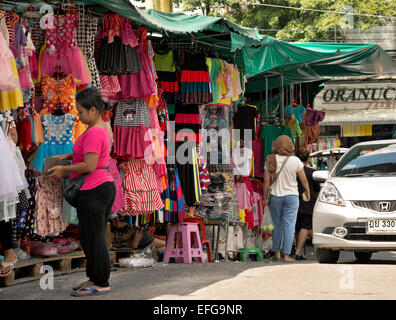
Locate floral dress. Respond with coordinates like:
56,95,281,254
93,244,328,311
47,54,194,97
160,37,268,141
29,113,75,172
35,175,68,237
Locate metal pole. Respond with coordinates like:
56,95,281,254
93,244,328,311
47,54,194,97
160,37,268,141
259,90,263,123
265,77,268,117
281,73,285,125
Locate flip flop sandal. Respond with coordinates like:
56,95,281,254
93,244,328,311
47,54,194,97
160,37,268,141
270,256,281,262
283,258,296,262
72,281,92,291
71,286,110,297
0,260,16,277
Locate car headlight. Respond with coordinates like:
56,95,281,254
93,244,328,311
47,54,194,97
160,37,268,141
319,182,346,207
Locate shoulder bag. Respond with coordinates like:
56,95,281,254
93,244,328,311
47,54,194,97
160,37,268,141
264,156,290,205
64,167,110,208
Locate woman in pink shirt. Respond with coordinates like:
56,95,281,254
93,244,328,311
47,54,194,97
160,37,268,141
49,88,115,297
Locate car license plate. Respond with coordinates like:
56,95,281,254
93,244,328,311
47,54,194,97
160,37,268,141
367,219,396,234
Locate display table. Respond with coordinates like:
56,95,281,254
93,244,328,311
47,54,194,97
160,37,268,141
204,219,226,261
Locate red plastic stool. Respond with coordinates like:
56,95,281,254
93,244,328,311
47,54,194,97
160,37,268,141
184,217,212,262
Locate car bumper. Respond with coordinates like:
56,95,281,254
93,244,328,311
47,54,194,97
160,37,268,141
313,233,396,250
313,200,396,251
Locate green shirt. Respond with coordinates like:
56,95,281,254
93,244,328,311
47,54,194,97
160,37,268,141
260,125,295,171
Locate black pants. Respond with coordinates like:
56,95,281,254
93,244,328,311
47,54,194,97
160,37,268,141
0,220,12,251
76,182,116,287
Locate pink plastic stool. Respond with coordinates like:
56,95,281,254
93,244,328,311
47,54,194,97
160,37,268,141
163,222,205,264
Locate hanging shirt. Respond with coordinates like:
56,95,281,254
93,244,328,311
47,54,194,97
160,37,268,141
285,104,306,124
259,125,295,171
233,147,253,176
233,104,259,141
285,114,302,138
303,107,325,126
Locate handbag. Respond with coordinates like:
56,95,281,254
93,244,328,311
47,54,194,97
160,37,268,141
63,167,110,208
264,156,290,205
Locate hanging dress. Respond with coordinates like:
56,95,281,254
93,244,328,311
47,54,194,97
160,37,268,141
119,159,164,215
35,175,68,237
113,30,156,100
112,99,152,160
38,13,92,87
179,52,213,104
97,14,141,75
0,28,19,92
29,113,76,172
154,50,179,104
0,28,24,111
76,14,101,90
0,120,25,222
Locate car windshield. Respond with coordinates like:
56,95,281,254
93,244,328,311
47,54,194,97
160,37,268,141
334,143,396,177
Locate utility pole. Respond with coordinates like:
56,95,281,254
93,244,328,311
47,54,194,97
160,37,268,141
145,0,173,12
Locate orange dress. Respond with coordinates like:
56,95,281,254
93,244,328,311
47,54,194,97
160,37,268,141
35,74,87,145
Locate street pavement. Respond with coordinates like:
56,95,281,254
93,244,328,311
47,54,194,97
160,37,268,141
1,245,396,300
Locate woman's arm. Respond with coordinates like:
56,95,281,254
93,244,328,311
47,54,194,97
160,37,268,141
263,169,271,197
297,169,310,201
48,153,99,179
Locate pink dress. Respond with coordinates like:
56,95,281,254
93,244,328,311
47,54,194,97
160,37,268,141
100,75,121,100
0,29,19,91
109,158,126,213
148,105,167,193
39,14,91,86
112,32,156,100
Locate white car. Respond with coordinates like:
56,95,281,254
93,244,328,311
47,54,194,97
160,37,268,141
312,139,396,263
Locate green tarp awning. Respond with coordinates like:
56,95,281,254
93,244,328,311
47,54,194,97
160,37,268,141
243,41,396,92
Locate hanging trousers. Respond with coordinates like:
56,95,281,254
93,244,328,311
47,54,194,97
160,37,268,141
76,182,116,287
0,220,13,251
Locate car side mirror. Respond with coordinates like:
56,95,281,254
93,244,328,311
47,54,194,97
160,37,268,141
313,170,329,182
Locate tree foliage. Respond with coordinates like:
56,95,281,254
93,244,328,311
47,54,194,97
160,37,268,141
175,0,396,41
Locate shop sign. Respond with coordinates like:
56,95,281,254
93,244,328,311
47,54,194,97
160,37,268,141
314,82,396,111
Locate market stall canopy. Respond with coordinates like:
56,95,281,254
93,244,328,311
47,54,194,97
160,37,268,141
245,41,396,92
314,75,396,126
3,0,261,39
6,0,396,94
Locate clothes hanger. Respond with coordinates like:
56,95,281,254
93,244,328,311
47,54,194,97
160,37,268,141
157,39,169,54
52,63,65,80
55,2,65,16
53,102,65,116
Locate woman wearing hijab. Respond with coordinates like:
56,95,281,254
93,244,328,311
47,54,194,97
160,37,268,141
263,135,310,262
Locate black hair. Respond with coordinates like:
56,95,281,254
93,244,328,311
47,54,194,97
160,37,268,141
76,87,110,114
296,148,310,163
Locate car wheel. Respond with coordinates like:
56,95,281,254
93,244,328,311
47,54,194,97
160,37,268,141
315,247,340,263
354,251,372,262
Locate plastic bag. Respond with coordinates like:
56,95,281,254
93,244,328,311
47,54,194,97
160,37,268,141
119,246,155,268
261,206,274,235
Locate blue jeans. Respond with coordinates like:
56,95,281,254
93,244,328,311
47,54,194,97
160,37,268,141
268,195,299,255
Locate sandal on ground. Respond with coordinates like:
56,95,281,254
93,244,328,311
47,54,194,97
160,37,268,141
295,254,307,261
270,256,281,261
0,256,18,277
71,286,110,297
283,257,295,262
72,281,92,291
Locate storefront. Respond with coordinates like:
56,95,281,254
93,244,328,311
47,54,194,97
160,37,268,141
314,75,396,148
0,0,273,279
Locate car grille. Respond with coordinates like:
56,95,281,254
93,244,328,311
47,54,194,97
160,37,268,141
352,201,396,213
344,222,396,241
